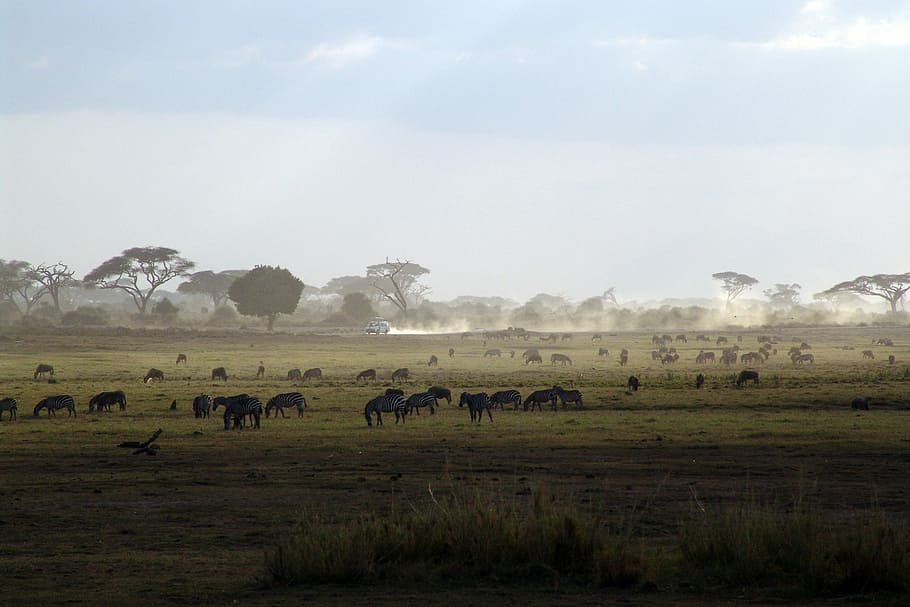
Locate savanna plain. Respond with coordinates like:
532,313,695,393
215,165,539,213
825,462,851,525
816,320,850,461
1,327,909,607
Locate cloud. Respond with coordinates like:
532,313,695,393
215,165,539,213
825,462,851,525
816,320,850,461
759,1,910,50
305,35,384,67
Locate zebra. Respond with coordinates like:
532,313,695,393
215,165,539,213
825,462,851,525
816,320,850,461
303,368,322,381
406,392,437,416
287,368,302,381
391,368,410,382
356,369,376,381
553,386,583,410
89,390,127,412
490,389,522,410
427,355,438,367
550,353,573,366
211,367,228,382
213,394,262,430
176,353,187,365
364,393,407,426
427,386,452,404
144,368,164,383
33,395,76,417
524,388,557,411
0,397,17,421
458,392,493,423
192,394,212,418
34,363,54,380
266,392,307,418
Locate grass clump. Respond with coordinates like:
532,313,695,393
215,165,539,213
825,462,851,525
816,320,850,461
265,487,646,588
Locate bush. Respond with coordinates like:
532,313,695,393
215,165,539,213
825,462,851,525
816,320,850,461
207,306,239,327
61,306,110,326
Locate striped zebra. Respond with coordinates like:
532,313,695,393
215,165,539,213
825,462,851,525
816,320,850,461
192,394,212,418
33,395,76,417
427,386,451,404
364,393,407,427
0,397,17,421
553,386,583,410
266,392,307,418
406,392,437,416
89,390,127,412
524,388,557,411
212,394,262,430
458,392,493,423
490,390,522,410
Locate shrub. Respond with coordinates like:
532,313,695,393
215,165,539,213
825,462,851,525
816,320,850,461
61,306,110,326
207,306,239,327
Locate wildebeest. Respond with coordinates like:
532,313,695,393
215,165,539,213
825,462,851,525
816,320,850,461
302,368,322,381
287,368,302,381
34,363,54,380
627,376,640,391
448,347,455,358
391,367,410,382
551,353,573,366
862,350,875,360
875,337,894,346
739,352,763,365
736,370,759,386
428,355,438,367
89,390,127,412
427,386,452,405
211,367,228,382
851,397,869,410
651,350,662,361
695,374,705,389
356,369,377,381
696,334,710,342
524,353,543,365
591,334,603,343
597,347,610,357
521,348,540,361
483,349,502,358
176,353,187,365
676,334,687,343
716,336,728,345
144,368,164,383
661,353,679,365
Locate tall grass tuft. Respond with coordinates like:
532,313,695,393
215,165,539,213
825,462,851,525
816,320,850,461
265,487,646,588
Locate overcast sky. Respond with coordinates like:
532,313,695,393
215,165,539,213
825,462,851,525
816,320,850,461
2,1,908,304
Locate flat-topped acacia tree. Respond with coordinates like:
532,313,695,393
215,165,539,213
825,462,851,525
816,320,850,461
227,265,304,331
820,273,910,313
83,247,195,315
712,271,759,309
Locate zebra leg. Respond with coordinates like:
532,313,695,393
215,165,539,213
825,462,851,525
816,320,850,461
486,408,493,422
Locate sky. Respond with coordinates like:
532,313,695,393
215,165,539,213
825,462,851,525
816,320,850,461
2,0,909,305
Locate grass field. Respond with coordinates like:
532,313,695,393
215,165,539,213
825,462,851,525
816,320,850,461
1,326,909,606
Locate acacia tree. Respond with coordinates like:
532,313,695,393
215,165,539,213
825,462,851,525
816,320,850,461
820,273,910,313
178,270,247,308
83,247,195,315
712,271,759,308
0,259,48,316
32,262,78,312
764,283,801,309
227,265,304,331
341,292,376,323
366,259,430,318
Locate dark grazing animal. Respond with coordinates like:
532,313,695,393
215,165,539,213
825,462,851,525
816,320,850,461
406,392,437,415
266,392,307,418
627,376,640,392
525,353,543,365
34,363,54,380
427,386,452,405
459,392,493,423
391,368,410,382
89,390,127,412
619,350,629,367
364,394,407,426
851,397,869,410
176,353,187,365
211,367,228,382
213,394,262,430
524,388,557,411
736,370,759,386
550,353,573,366
862,350,875,360
144,368,164,383
256,362,265,378
192,394,212,418
302,368,322,381
553,386,583,409
287,368,302,380
0,397,17,421
427,355,438,367
791,353,814,365
490,390,522,410
33,395,76,417
591,334,603,342
448,347,455,358
356,369,376,381
597,347,610,357
889,355,896,365
483,349,502,358
695,373,705,389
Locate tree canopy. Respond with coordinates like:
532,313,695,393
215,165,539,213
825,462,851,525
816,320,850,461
340,292,376,324
366,259,430,317
712,271,759,307
819,273,910,313
227,265,304,331
764,283,801,309
178,270,247,308
32,262,78,311
83,247,195,314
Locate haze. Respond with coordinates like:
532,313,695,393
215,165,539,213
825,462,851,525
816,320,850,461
3,1,909,304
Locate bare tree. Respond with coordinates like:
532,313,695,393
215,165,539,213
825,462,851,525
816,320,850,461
32,262,78,312
366,259,430,318
712,271,759,308
820,273,910,313
602,287,618,307
83,247,195,315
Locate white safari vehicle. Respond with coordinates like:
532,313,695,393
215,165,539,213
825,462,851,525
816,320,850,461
365,318,391,334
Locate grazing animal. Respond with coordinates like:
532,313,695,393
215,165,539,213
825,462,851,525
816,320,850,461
696,334,709,342
524,353,542,364
192,394,212,418
287,368,302,381
862,350,875,360
427,386,452,405
651,350,662,361
0,397,17,421
427,355,438,367
256,362,265,379
266,392,307,418
364,393,408,426
89,390,127,412
524,388,557,411
490,390,522,410
592,334,603,343
661,353,679,365
695,373,705,389
34,363,54,380
170,399,177,411
213,394,262,430
736,370,759,386
676,334,687,343
448,347,455,358
483,349,502,358
211,367,228,382
876,338,894,346
889,355,896,365
553,386,583,409
302,368,322,381
176,353,187,365
550,353,573,366
33,394,76,417
385,388,405,397
391,368,410,383
356,369,377,381
851,397,869,410
144,368,164,383
739,352,763,365
459,392,493,423
597,347,610,357
716,336,728,345
406,392,437,416
791,353,814,365
561,333,573,341
627,376,640,392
